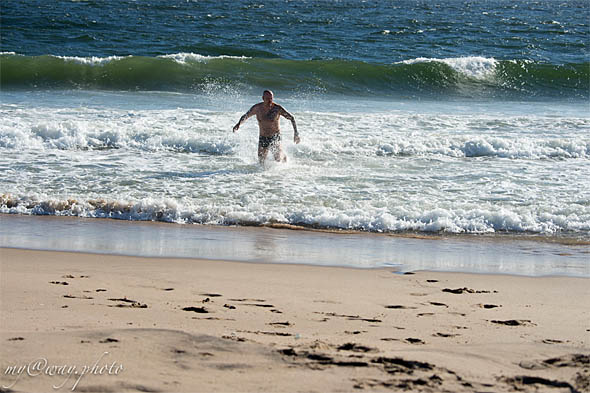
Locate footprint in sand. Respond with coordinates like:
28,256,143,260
278,348,369,367
268,321,292,327
239,330,292,337
405,338,425,344
228,299,275,309
63,294,93,299
108,297,147,308
315,312,382,323
243,303,275,308
502,376,577,392
111,303,147,308
337,343,377,353
478,303,500,309
182,306,209,313
371,356,434,370
433,332,459,338
443,287,497,294
542,354,589,367
417,312,435,317
385,305,417,310
490,319,535,326
99,338,119,343
222,335,246,342
541,339,565,344
238,303,282,313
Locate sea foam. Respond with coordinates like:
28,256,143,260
1,98,588,236
398,56,498,79
159,53,250,64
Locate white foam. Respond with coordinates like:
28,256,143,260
2,106,588,160
0,107,236,153
4,52,248,65
2,193,589,235
1,99,588,236
159,52,250,64
398,56,498,79
53,54,129,65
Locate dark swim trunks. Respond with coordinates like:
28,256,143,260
259,134,281,149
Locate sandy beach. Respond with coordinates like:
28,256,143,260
1,247,588,392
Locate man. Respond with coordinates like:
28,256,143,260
233,90,300,163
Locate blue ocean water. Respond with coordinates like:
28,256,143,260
2,0,588,62
2,0,589,98
1,0,589,243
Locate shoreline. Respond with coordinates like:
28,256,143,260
1,248,588,392
1,213,589,277
2,212,590,246
0,244,587,280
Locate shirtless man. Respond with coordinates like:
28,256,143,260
233,90,300,163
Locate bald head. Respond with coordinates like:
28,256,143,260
262,90,274,104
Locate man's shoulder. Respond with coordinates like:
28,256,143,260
275,104,293,115
249,102,264,111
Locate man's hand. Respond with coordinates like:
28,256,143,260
233,124,239,133
294,134,300,144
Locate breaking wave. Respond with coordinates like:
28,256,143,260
1,53,588,99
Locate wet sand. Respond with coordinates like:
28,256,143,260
2,214,589,276
1,247,588,392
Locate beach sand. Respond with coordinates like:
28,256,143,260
1,247,588,392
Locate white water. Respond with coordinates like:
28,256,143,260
1,90,589,236
397,56,499,79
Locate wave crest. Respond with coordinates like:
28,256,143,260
397,56,498,79
2,193,588,235
1,53,587,99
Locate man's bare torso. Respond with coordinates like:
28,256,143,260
250,102,285,137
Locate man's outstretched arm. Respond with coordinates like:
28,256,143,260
233,106,256,132
280,108,300,143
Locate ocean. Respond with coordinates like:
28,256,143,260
1,0,589,273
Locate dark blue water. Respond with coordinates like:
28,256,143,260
1,0,589,99
2,0,589,63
